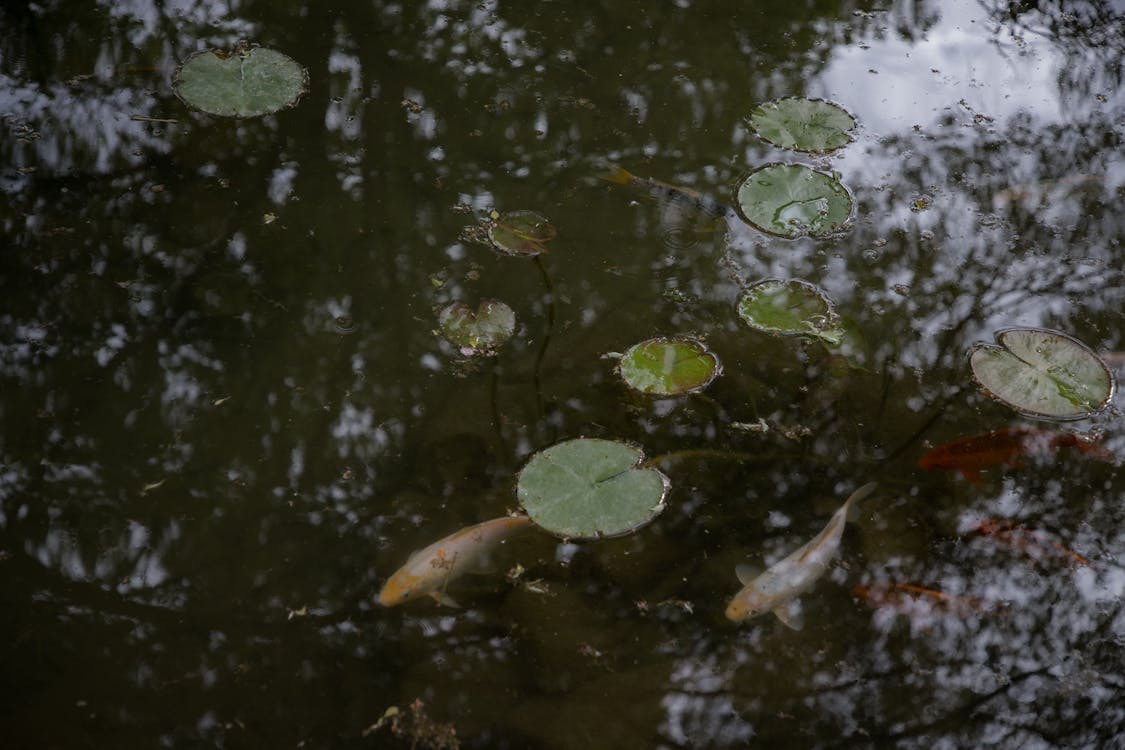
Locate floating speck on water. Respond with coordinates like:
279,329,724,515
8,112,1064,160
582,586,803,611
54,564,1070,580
334,315,356,334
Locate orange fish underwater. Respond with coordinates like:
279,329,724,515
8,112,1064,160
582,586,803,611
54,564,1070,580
600,165,734,220
918,428,1114,484
965,518,1090,568
851,582,989,619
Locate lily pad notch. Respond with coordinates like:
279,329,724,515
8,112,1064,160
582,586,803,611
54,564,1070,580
516,438,670,539
735,163,853,238
968,327,1114,420
173,45,309,118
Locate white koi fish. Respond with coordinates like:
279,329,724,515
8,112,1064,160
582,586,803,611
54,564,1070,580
725,482,877,628
378,515,535,607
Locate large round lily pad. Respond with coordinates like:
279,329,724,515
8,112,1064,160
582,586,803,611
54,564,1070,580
618,336,721,396
735,164,853,238
749,98,856,153
516,438,669,539
969,328,1114,420
737,279,844,345
173,46,309,118
438,300,516,356
488,210,556,256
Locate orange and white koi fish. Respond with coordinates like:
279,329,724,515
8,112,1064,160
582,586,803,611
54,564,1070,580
600,165,733,220
726,482,877,628
964,518,1090,568
851,582,989,618
918,428,1114,484
378,515,535,607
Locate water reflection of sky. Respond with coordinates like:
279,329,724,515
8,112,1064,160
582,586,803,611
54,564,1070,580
823,2,1072,130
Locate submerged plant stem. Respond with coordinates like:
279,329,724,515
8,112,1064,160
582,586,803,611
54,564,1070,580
643,448,780,468
532,255,556,427
489,366,509,458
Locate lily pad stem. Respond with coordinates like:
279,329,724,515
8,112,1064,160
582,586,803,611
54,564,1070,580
643,449,779,469
490,367,509,458
532,255,556,427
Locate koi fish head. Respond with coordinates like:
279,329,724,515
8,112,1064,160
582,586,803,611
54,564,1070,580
377,570,429,607
724,587,771,622
916,449,947,471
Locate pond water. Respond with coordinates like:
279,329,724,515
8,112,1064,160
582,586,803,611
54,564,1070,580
2,1,1124,747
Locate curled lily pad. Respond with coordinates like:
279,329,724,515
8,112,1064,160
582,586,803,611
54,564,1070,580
173,46,309,118
617,336,721,396
749,98,856,153
516,438,669,539
488,210,556,256
736,164,853,238
737,279,844,345
438,300,516,355
969,328,1114,420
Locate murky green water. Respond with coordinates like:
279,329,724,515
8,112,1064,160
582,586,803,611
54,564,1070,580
3,1,1123,747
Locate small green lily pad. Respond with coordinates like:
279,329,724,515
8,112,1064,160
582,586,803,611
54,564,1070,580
735,164,853,238
748,98,856,153
173,46,309,118
488,210,557,256
516,438,669,539
617,337,721,396
737,279,844,344
968,328,1114,420
438,300,516,355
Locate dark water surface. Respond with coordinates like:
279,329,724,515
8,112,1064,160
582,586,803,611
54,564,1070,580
2,1,1124,747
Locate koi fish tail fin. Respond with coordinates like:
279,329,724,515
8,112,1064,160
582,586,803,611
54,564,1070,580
849,482,878,505
843,481,878,520
598,165,635,186
846,481,877,517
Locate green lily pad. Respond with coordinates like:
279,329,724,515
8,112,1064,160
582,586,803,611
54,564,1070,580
748,98,856,153
617,337,721,396
437,299,516,355
173,46,309,118
735,164,853,238
736,279,844,345
516,438,669,539
968,328,1114,420
488,210,557,256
